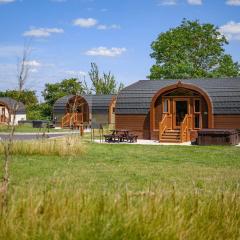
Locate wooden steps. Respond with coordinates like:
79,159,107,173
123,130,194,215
160,129,181,143
159,114,192,143
61,113,83,129
0,115,9,124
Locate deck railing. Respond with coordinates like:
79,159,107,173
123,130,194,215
61,113,83,128
180,114,192,142
0,115,9,124
159,114,172,141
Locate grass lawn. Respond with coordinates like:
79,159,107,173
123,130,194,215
0,124,71,133
10,143,240,191
0,140,240,239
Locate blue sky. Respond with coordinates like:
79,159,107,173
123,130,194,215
0,0,240,99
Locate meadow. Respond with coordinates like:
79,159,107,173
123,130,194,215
0,137,240,239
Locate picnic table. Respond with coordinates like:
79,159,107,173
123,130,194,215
103,129,138,143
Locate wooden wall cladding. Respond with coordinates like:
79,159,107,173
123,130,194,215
115,114,240,140
151,131,159,140
115,114,150,139
214,115,240,129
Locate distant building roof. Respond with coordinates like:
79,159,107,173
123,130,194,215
116,78,240,115
0,97,26,114
53,94,116,114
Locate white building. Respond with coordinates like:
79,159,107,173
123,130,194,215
0,97,26,125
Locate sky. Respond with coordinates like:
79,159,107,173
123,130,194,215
0,0,240,99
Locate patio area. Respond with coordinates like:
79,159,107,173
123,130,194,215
95,138,240,146
95,139,193,146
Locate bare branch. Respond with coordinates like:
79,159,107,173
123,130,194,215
0,43,31,211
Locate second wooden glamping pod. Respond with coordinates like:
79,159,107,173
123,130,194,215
115,78,240,142
53,94,116,128
0,97,26,125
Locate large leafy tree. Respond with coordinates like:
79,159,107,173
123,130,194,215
149,19,240,79
88,63,124,94
27,103,51,120
0,90,38,107
42,78,84,106
0,90,53,120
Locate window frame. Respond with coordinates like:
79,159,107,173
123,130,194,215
162,98,170,114
193,98,202,129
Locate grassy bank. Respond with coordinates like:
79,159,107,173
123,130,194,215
0,143,240,239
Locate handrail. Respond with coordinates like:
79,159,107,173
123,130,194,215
0,115,8,123
69,113,75,126
159,114,172,141
61,113,83,128
180,114,192,142
187,114,192,130
61,113,70,128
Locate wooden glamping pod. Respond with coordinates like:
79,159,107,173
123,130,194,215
0,97,26,125
53,94,116,128
115,78,240,143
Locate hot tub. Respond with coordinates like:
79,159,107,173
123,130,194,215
197,129,239,146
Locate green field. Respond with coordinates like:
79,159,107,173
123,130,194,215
0,138,240,239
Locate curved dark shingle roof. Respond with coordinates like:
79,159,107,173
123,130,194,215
53,95,74,114
0,97,26,114
53,94,115,114
116,78,240,115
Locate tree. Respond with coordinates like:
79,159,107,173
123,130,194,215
26,103,51,120
1,44,31,210
117,82,125,93
212,54,240,77
88,63,124,94
148,19,240,79
0,90,38,107
42,78,84,106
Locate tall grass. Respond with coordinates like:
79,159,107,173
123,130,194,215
0,183,239,240
0,124,71,133
0,136,85,156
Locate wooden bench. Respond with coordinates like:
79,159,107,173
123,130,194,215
103,130,138,143
104,131,120,143
127,134,138,143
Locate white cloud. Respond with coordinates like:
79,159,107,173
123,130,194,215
219,21,240,40
96,25,108,30
158,0,177,5
226,0,240,6
73,18,97,28
73,17,120,30
21,60,44,75
187,0,202,5
0,0,15,4
24,60,41,74
85,47,126,57
23,27,64,38
24,60,41,67
65,70,87,76
97,24,120,30
29,68,39,73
